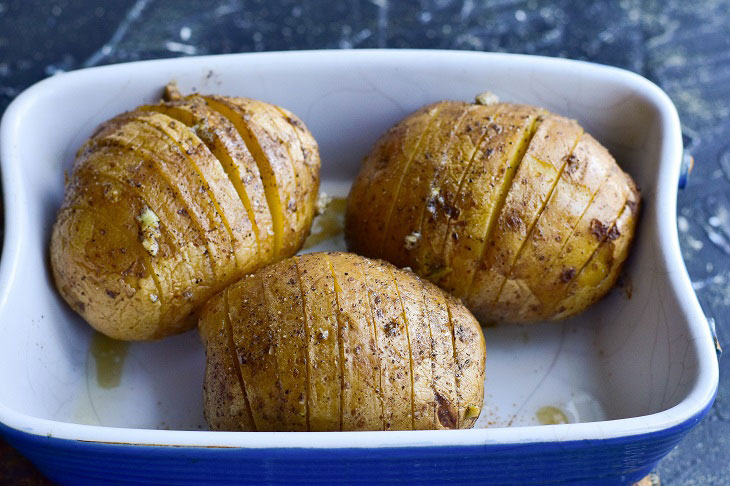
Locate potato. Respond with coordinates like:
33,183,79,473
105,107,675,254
346,96,640,324
199,252,486,431
50,86,320,340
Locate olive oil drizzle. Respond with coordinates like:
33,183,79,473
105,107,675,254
536,406,569,425
90,332,129,389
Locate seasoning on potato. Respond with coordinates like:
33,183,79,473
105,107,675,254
50,84,320,340
199,252,486,432
345,93,640,324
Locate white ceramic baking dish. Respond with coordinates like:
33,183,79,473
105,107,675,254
0,50,718,485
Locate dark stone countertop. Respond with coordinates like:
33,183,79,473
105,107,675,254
1,1,728,484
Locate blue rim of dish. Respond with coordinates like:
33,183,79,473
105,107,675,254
0,389,716,484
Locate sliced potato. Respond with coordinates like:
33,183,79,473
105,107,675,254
492,134,615,321
362,258,412,430
346,99,640,323
204,96,302,259
199,290,255,431
51,89,320,340
392,269,433,430
201,252,485,431
445,293,486,428
83,116,236,282
554,187,640,319
262,260,308,431
296,253,342,431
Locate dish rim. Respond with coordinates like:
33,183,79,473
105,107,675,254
0,49,718,449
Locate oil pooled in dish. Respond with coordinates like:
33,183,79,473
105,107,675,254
303,196,347,249
90,332,129,388
536,405,569,425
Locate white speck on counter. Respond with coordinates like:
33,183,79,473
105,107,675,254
165,41,197,55
678,216,689,232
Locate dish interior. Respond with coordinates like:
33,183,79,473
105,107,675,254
0,52,700,431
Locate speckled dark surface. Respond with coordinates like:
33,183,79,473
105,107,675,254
1,1,728,484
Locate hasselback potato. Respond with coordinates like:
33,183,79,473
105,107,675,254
346,96,640,323
200,252,486,431
50,86,320,340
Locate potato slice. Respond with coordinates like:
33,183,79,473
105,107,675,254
414,103,505,277
199,290,255,431
345,103,444,259
554,188,640,319
441,104,545,298
140,97,275,263
466,115,583,315
262,260,308,431
204,97,298,259
420,279,459,429
392,269,434,430
227,274,285,431
326,253,382,431
275,106,321,196
445,293,486,428
296,254,342,431
380,102,471,268
252,101,319,240
492,133,614,322
361,258,413,430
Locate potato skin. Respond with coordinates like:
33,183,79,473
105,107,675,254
200,252,486,431
50,94,320,340
346,100,640,324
